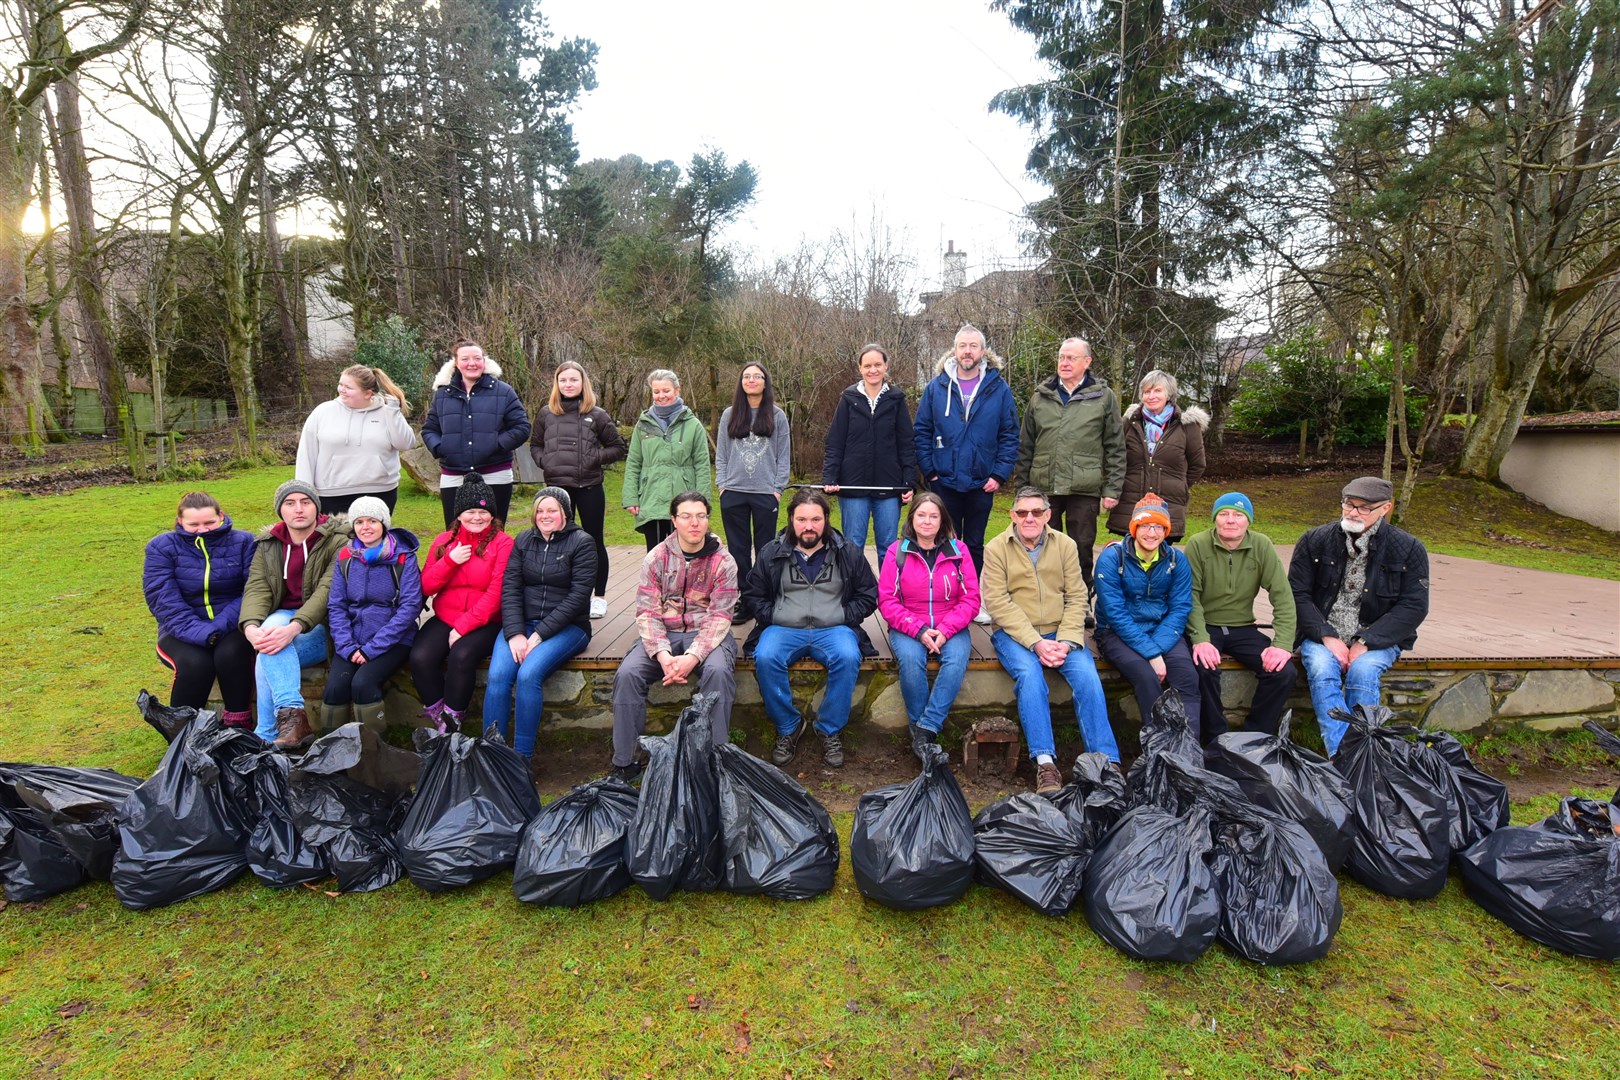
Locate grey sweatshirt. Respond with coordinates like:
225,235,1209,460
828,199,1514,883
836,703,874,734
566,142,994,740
716,405,791,494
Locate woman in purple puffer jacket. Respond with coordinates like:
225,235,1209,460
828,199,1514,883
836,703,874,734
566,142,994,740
322,496,423,734
142,491,258,727
877,492,980,763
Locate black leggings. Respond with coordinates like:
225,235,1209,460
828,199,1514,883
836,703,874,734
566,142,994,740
720,490,778,590
320,488,398,517
156,631,255,712
439,482,514,529
639,519,673,550
324,643,411,706
560,484,610,596
408,617,501,711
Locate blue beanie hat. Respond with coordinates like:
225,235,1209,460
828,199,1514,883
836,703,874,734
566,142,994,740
1212,492,1255,522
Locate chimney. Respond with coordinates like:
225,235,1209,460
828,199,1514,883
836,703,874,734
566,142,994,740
943,240,967,293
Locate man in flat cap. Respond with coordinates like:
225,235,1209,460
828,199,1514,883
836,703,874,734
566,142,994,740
1288,476,1429,754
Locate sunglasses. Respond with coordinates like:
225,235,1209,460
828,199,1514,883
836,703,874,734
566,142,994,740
1012,508,1046,519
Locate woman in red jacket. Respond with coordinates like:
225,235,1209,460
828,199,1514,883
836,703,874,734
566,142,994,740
408,474,514,732
876,492,980,763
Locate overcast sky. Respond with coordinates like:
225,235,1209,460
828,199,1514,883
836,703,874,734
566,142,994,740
542,0,1052,295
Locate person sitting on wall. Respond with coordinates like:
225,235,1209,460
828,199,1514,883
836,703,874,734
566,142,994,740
743,488,879,770
981,486,1119,796
1289,476,1430,755
609,491,740,784
1185,492,1298,744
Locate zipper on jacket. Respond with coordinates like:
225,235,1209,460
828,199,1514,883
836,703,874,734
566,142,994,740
195,535,214,619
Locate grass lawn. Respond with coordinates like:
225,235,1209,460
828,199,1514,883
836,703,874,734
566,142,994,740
1,467,1617,1076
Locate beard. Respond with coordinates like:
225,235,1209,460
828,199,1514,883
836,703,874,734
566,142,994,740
796,528,824,549
1340,517,1369,535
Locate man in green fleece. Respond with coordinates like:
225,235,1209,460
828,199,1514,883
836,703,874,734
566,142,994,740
1185,492,1298,744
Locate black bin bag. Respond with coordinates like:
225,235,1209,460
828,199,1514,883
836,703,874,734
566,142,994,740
399,729,541,891
1084,803,1220,962
1125,687,1201,793
1050,751,1129,846
715,743,839,900
112,707,262,909
851,748,975,910
1409,729,1510,852
625,695,723,900
6,763,142,881
1,770,89,901
1207,711,1355,871
231,750,328,888
1331,705,1452,899
513,779,639,907
1457,721,1620,960
972,793,1092,917
137,688,195,744
287,723,419,893
1204,782,1342,965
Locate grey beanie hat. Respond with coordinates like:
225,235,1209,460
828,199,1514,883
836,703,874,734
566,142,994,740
533,486,573,520
273,478,321,517
347,496,391,531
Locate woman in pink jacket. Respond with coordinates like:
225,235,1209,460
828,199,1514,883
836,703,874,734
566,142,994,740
877,492,981,763
408,474,514,732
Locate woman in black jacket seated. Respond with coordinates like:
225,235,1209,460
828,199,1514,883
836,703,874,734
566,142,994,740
481,487,597,763
421,338,531,528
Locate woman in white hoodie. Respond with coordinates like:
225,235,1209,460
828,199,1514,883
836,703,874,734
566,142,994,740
296,364,417,514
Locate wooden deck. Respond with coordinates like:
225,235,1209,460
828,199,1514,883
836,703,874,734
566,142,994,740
574,545,1620,670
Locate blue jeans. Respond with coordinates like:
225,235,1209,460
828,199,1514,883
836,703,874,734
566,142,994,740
483,621,590,757
991,629,1118,762
839,496,901,560
1299,639,1400,755
253,609,330,740
753,625,862,736
889,629,971,734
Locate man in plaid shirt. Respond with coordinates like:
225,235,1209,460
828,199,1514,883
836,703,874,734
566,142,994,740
609,491,739,782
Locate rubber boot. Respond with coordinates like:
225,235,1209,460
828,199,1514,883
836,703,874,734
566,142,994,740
421,700,446,733
273,705,314,749
318,702,351,735
356,700,388,734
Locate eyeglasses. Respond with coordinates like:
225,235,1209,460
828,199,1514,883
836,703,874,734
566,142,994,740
1012,508,1046,518
1135,523,1168,533
675,513,710,523
1341,500,1387,515
741,374,765,382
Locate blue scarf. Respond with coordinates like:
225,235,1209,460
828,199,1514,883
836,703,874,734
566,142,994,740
1143,404,1175,455
353,533,396,564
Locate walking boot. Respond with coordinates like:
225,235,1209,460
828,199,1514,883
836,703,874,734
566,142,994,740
355,700,388,734
908,723,940,764
318,702,351,735
273,705,314,749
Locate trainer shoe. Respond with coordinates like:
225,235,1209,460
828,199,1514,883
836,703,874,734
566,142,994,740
1035,761,1063,796
609,762,643,785
590,596,607,619
771,724,803,766
973,603,992,625
822,732,845,768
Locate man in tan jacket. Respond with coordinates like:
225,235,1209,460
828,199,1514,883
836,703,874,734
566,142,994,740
982,487,1120,795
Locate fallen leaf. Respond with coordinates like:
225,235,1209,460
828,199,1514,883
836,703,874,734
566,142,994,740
57,1000,89,1019
732,1019,752,1054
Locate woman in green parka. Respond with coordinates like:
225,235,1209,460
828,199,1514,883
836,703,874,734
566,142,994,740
622,368,712,550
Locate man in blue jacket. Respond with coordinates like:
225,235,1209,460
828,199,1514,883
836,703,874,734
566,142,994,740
1289,476,1430,754
913,324,1020,621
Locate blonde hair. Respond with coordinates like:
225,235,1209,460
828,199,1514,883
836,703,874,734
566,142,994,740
342,364,412,418
547,360,597,414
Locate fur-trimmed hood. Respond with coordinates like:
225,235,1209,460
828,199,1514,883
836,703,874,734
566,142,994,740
432,356,505,389
932,348,1006,377
1125,402,1210,429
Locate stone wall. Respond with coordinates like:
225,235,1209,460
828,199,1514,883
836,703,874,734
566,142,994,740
302,660,1620,747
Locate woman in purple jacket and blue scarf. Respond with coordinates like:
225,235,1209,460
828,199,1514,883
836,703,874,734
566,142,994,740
322,496,424,733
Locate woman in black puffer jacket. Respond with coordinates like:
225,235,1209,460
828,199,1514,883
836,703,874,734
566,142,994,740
421,338,531,528
528,360,626,619
481,487,597,764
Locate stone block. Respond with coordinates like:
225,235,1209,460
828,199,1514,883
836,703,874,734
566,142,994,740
1423,672,1492,733
864,681,910,731
1492,673,1521,693
1524,715,1597,733
1220,670,1259,710
1499,671,1616,718
1385,678,1435,693
555,708,614,731
541,669,586,707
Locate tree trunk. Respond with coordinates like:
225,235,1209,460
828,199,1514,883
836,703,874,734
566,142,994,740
219,217,261,450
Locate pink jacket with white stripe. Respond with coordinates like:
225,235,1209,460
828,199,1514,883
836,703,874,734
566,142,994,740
877,538,981,642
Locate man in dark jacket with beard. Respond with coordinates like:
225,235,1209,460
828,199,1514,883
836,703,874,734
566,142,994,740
744,489,878,769
1289,476,1430,754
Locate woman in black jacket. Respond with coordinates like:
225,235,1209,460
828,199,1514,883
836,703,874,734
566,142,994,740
421,338,532,528
822,344,916,557
481,487,597,763
529,360,626,618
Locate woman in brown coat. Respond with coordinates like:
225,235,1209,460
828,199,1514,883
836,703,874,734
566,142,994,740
1106,369,1208,542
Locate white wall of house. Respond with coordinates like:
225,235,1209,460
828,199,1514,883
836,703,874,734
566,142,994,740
1500,430,1620,531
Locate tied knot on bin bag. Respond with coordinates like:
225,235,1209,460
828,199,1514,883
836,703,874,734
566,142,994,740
1458,720,1620,960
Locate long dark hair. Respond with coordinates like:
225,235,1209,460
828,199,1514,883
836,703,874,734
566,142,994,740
900,492,956,546
726,363,777,439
